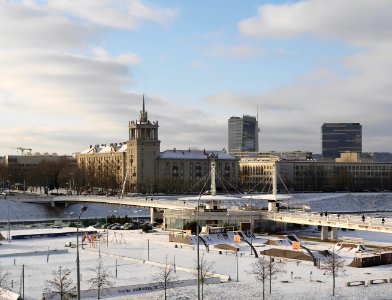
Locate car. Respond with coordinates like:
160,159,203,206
122,224,132,230
101,223,111,229
93,223,104,229
120,223,131,230
108,223,121,229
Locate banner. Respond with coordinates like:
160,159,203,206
292,241,300,250
234,235,241,243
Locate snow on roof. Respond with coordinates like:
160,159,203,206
178,194,243,201
80,143,127,154
159,149,237,160
242,194,293,201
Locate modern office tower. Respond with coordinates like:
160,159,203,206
321,123,362,159
228,115,259,152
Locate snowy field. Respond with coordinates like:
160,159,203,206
1,226,392,300
1,192,392,299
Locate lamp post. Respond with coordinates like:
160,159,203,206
196,192,201,300
250,194,253,255
0,192,10,241
196,189,209,300
106,210,116,247
76,205,87,300
68,212,74,227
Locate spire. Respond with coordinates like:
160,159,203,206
143,94,145,113
140,94,148,122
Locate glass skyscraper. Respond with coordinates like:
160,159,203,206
228,115,259,152
321,123,362,159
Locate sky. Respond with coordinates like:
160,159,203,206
1,0,392,156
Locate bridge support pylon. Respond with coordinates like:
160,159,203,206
321,226,339,241
321,226,329,241
150,207,155,224
331,227,338,240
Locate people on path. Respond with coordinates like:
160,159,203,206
362,215,365,222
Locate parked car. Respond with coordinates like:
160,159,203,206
122,224,133,230
101,223,111,229
93,223,104,229
108,223,121,230
120,223,130,230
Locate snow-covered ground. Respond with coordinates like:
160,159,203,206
1,225,392,300
1,192,392,299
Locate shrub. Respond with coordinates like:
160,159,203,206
142,224,153,232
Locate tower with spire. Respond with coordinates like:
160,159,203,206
127,95,160,193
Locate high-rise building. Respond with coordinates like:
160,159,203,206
321,123,362,159
228,115,259,152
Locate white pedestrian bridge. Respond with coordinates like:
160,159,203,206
16,194,392,241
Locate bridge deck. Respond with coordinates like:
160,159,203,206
14,195,392,234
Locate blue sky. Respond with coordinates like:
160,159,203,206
0,0,391,156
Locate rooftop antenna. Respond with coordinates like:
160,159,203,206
140,93,148,122
143,93,145,113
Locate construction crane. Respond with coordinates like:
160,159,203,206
0,147,32,155
16,147,32,155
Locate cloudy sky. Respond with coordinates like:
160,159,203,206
1,0,392,156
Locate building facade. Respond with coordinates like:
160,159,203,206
228,115,259,152
127,100,160,193
78,100,239,194
78,98,160,193
157,149,239,193
239,155,392,193
77,143,127,192
322,123,362,159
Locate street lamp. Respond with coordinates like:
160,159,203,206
68,212,74,226
196,192,201,300
250,194,253,255
106,210,117,247
0,192,10,242
76,205,87,300
196,189,209,300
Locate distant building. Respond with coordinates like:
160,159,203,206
157,149,238,193
78,97,160,193
77,143,128,191
78,98,239,194
127,98,160,192
228,115,259,153
363,152,392,163
3,153,76,171
321,123,362,159
239,154,392,193
231,151,313,161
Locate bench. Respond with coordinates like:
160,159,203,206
345,281,366,287
368,279,388,285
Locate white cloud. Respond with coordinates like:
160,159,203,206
92,48,141,64
239,0,392,46
0,0,178,155
206,44,264,59
35,0,177,29
226,0,392,152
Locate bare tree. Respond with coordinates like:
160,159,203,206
88,258,114,300
156,255,177,300
0,263,10,296
199,254,215,300
252,255,285,300
43,266,76,300
322,248,346,296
